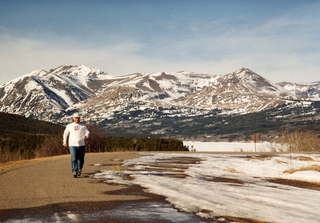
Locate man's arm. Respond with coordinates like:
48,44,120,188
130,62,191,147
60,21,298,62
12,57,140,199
63,125,70,147
84,126,90,140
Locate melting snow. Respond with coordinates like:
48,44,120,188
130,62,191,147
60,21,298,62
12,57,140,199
95,152,320,223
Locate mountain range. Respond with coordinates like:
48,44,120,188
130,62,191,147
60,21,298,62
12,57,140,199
1,65,320,139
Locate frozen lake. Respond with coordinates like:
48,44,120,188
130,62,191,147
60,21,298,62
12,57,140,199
183,141,288,152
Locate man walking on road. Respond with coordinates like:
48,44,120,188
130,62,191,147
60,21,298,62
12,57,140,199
63,113,90,178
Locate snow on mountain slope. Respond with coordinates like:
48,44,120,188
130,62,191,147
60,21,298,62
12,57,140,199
0,65,112,120
181,68,283,112
102,71,218,99
277,81,320,100
1,65,319,125
65,70,222,122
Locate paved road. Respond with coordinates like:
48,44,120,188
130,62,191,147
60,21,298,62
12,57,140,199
0,152,210,223
0,152,142,210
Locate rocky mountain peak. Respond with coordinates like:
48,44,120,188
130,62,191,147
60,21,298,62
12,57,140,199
231,67,263,81
234,67,254,74
47,64,104,79
223,67,278,94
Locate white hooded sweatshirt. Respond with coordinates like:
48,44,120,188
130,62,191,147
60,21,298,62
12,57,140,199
63,122,90,147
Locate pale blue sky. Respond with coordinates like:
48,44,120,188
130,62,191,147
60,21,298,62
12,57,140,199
0,0,319,84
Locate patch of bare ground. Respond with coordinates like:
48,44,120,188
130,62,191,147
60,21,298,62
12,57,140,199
133,163,189,170
132,167,186,173
244,154,274,161
199,210,269,223
291,156,316,161
224,168,242,173
156,157,203,165
131,157,203,178
224,216,269,223
125,166,189,178
202,176,244,185
164,173,189,178
275,160,288,164
267,178,320,191
103,185,165,199
284,165,320,174
100,156,199,183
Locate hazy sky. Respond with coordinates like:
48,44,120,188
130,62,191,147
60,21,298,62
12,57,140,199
0,0,319,84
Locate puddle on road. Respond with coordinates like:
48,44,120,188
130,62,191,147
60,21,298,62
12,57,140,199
2,201,208,223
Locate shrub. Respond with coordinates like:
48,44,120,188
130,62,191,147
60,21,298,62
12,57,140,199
275,130,320,152
37,134,68,157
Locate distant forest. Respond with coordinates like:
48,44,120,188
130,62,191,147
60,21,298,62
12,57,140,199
0,112,188,163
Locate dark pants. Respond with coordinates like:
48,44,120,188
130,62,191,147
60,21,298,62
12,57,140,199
69,146,85,173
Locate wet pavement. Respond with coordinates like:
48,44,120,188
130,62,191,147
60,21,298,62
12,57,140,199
0,200,208,223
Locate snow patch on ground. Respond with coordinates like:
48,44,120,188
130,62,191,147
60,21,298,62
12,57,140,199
95,153,320,223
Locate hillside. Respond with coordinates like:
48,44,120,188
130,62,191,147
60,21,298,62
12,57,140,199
0,112,63,135
0,112,64,162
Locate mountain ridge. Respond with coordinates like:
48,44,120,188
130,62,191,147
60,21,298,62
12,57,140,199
1,65,319,138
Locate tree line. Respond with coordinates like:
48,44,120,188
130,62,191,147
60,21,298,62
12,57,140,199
0,115,188,163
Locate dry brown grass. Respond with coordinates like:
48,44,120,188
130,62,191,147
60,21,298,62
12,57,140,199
284,165,320,174
276,160,288,165
246,157,268,161
224,168,242,173
267,178,320,190
275,130,320,152
292,156,315,161
225,216,269,223
245,155,274,161
111,165,124,172
0,154,68,170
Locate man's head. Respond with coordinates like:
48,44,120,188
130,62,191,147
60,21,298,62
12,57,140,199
72,113,80,123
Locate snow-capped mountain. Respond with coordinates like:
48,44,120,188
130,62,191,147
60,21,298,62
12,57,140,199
0,65,111,119
66,67,288,123
181,68,283,112
277,81,320,100
72,70,222,121
1,65,320,138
